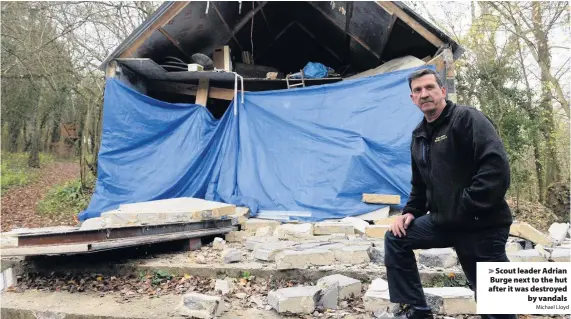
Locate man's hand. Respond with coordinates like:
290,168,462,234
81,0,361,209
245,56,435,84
389,213,415,237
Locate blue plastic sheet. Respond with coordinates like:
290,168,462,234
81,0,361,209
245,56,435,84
292,62,331,79
79,66,427,222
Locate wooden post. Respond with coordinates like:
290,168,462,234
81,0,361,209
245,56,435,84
442,49,457,103
195,79,210,106
106,60,117,78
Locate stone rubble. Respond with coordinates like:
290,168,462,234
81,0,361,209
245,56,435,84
267,286,321,314
223,249,242,263
212,237,226,250
548,222,570,244
418,248,458,268
179,292,227,318
317,274,362,301
274,223,314,240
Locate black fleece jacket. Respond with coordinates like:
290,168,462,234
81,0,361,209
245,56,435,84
404,100,513,230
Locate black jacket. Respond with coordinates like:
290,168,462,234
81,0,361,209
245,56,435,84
403,100,513,230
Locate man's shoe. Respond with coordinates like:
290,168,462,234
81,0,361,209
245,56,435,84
393,304,434,319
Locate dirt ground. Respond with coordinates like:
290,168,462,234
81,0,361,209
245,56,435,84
1,161,80,232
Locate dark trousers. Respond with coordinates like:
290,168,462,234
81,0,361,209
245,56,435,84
384,214,517,319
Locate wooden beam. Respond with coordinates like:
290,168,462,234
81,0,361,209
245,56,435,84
119,1,190,58
157,27,192,60
106,60,117,78
258,3,273,35
309,3,380,59
196,79,210,106
211,3,244,52
376,1,444,48
231,2,268,37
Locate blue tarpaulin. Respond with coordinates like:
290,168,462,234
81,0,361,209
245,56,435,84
78,66,427,222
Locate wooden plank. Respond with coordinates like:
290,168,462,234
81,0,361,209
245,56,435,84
362,194,401,205
157,27,191,60
149,82,244,101
119,1,190,58
378,14,398,63
195,79,210,106
1,244,89,257
376,2,444,48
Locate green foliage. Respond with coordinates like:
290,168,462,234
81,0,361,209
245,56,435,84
36,178,93,217
1,152,54,191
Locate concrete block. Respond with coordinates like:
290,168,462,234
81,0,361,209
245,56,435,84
510,221,554,246
363,278,391,312
419,248,458,268
1,268,16,291
333,246,371,264
0,234,18,248
255,226,273,237
242,219,281,232
362,194,400,205
212,237,226,250
253,241,296,261
274,223,314,240
341,217,369,234
244,236,279,250
223,249,242,263
314,222,355,235
179,292,227,318
317,274,362,300
275,249,335,269
267,286,321,314
224,231,251,243
508,249,547,262
535,244,553,260
367,246,385,264
424,287,476,315
548,223,570,244
317,281,338,310
374,215,400,226
550,248,571,262
365,225,390,238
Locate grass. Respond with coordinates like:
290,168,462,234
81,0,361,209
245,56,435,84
1,152,55,192
37,178,94,218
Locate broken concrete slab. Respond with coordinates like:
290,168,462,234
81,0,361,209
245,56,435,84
508,249,547,262
245,236,279,251
317,274,362,300
333,246,371,264
535,244,553,260
510,221,554,246
313,222,355,235
255,226,273,237
225,231,251,243
274,223,314,240
340,217,369,234
253,241,296,261
418,248,458,268
365,225,390,238
0,268,16,292
356,207,390,221
223,249,242,263
79,217,107,230
368,246,385,264
106,197,236,226
267,286,321,314
548,222,570,244
275,249,335,270
363,278,391,312
424,287,476,315
362,194,401,205
179,292,227,318
242,219,281,232
374,215,400,226
317,280,338,310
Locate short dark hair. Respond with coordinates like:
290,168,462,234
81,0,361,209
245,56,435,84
408,68,444,90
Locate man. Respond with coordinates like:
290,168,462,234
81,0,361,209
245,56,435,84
384,68,516,319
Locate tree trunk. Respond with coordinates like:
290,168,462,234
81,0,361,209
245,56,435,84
532,2,561,187
8,122,21,152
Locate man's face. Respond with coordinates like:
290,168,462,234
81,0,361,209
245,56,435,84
409,74,446,115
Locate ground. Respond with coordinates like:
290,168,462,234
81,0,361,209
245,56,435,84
1,161,80,232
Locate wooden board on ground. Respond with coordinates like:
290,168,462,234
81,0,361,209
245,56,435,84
362,194,401,205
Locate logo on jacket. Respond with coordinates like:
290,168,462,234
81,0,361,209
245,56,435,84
435,135,447,143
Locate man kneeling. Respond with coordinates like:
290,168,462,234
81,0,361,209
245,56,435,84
384,69,516,319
